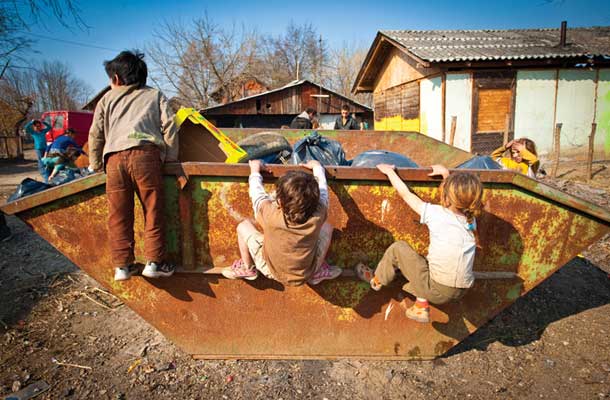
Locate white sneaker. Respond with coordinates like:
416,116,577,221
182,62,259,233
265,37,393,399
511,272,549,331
114,265,139,281
142,261,175,278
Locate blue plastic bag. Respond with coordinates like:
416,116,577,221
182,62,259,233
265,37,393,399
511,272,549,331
350,150,418,168
456,155,502,170
7,178,52,202
291,132,348,166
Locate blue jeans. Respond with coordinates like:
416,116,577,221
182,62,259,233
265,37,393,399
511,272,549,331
35,149,49,183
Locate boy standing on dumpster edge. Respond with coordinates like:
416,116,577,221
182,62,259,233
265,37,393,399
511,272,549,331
88,50,179,281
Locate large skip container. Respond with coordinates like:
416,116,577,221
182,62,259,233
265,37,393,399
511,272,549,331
2,128,609,360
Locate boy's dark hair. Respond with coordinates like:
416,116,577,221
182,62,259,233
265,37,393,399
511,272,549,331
65,128,76,136
276,171,320,225
341,104,350,112
305,107,318,117
104,50,148,87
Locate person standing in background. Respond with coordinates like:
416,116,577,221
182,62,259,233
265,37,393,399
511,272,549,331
24,119,52,182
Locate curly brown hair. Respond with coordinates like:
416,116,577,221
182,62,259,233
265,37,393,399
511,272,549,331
276,171,320,225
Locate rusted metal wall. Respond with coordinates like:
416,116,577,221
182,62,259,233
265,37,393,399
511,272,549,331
214,128,474,167
6,166,608,360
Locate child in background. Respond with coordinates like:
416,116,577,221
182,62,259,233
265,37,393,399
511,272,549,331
491,138,539,177
222,159,342,286
42,146,81,182
24,119,52,182
88,50,179,282
356,164,483,323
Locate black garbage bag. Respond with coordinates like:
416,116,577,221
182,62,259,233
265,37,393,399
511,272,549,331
291,132,348,166
456,155,502,170
350,150,418,168
7,178,51,202
237,132,292,164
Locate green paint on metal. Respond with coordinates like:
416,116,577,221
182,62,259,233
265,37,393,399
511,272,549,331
506,283,522,301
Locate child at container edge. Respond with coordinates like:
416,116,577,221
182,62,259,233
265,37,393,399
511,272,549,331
491,138,539,178
42,146,81,182
88,50,179,282
356,164,484,323
222,159,343,286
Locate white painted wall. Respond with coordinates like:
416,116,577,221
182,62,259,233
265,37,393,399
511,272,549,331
555,70,597,154
514,70,557,156
444,73,472,151
594,69,610,158
419,77,443,142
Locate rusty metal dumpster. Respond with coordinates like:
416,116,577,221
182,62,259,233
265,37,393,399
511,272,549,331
2,129,609,360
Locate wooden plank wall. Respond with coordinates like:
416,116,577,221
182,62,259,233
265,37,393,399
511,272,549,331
205,82,370,116
471,71,516,154
374,80,420,130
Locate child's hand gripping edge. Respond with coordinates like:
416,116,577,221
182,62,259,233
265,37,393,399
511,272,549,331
376,163,424,216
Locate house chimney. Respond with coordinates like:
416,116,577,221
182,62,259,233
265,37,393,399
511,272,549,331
560,20,567,47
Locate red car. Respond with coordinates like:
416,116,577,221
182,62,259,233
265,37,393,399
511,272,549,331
41,111,93,147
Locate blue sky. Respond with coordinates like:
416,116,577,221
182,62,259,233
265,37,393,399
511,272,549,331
18,0,610,97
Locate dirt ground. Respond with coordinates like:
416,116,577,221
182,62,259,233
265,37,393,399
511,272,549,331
0,152,609,400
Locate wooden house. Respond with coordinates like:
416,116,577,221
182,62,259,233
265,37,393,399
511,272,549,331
353,24,610,158
203,79,373,129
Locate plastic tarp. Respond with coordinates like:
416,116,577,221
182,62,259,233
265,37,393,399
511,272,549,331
291,132,348,166
350,150,419,168
456,155,502,170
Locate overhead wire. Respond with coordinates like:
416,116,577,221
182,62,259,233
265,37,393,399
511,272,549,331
22,32,121,52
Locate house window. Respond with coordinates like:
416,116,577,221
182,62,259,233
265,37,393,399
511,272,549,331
475,88,512,133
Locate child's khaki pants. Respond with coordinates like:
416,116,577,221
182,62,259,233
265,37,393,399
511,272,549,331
375,241,466,305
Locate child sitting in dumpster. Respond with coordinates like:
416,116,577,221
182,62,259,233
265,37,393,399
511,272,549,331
355,164,483,323
88,50,179,282
491,138,539,178
222,159,343,286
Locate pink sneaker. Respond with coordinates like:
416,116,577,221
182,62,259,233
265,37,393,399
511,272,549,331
308,262,342,285
221,259,258,281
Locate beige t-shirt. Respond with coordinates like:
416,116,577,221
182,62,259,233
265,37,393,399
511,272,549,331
249,166,328,286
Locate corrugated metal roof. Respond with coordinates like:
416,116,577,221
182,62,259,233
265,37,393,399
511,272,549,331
381,27,610,62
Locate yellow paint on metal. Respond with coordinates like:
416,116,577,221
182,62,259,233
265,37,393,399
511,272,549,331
175,108,248,163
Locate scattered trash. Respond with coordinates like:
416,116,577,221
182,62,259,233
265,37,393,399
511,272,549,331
51,357,92,370
12,381,21,392
157,361,176,372
5,380,50,400
127,359,142,374
238,132,292,164
384,303,394,320
225,375,234,383
350,150,418,168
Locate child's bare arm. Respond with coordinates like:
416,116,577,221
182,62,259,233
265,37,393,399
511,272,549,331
248,160,272,217
377,164,424,215
300,160,328,207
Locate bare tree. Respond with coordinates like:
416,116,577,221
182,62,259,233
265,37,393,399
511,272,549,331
148,15,261,108
0,68,36,136
34,61,92,110
328,44,372,106
262,21,330,87
0,0,84,61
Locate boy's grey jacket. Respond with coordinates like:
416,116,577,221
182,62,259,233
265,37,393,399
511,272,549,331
88,84,179,171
